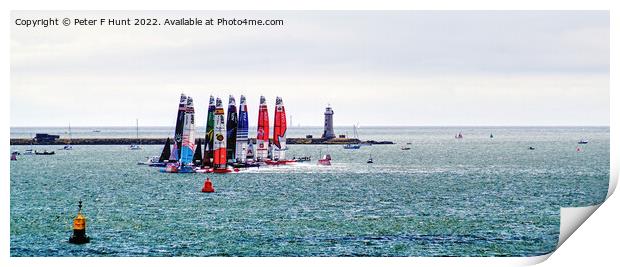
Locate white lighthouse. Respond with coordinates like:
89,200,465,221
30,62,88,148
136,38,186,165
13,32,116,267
322,105,335,139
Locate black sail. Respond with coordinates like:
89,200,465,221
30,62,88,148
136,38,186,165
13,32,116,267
193,138,203,165
226,95,238,162
159,137,171,162
173,94,187,161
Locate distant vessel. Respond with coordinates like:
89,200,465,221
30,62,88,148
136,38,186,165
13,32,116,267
367,154,373,164
529,146,535,150
92,130,101,133
578,138,589,144
343,125,362,149
11,152,17,161
455,132,463,139
401,146,411,151
62,122,73,150
490,133,494,138
35,150,55,155
293,156,311,162
256,96,270,161
318,154,332,165
343,144,361,149
129,119,142,150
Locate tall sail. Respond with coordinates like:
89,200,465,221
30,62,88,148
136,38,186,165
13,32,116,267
179,96,196,165
226,95,238,162
273,97,287,160
159,137,171,162
192,138,202,166
213,97,227,169
171,94,188,161
235,95,249,163
203,95,215,167
256,96,270,161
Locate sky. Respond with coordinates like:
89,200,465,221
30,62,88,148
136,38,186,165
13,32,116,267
10,11,610,127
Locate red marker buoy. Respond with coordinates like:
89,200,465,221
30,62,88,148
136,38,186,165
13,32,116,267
201,178,215,193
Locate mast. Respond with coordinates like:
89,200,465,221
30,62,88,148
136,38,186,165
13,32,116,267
68,122,72,145
213,97,227,169
179,96,196,165
171,94,188,161
203,95,215,167
256,96,270,161
136,119,140,144
226,95,238,162
273,96,287,161
235,95,249,163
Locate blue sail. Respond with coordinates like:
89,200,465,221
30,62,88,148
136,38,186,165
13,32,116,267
235,95,249,162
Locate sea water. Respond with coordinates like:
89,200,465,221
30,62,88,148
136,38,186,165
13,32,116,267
9,127,609,256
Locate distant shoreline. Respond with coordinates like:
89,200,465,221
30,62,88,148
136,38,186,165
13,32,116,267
9,138,395,146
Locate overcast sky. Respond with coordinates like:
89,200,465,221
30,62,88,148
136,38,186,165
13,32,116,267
11,11,609,127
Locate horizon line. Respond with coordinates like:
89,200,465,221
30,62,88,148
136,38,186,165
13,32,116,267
9,124,611,128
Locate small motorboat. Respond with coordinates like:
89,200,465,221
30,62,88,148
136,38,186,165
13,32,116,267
406,142,412,145
138,156,165,166
293,156,312,162
343,144,361,149
129,144,142,150
401,146,411,151
318,154,331,166
578,139,589,144
61,145,73,150
528,146,535,150
23,149,34,155
35,150,55,155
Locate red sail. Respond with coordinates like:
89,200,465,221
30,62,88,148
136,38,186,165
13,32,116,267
257,96,269,142
273,97,287,149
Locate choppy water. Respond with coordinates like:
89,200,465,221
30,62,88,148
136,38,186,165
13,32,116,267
10,127,609,256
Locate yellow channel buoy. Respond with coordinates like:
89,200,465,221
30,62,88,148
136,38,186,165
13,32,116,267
69,200,90,244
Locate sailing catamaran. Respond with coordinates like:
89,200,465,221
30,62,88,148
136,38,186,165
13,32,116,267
256,96,270,162
202,95,216,167
179,96,196,168
267,97,294,165
129,119,142,150
171,94,188,161
235,95,249,163
212,97,231,173
226,95,238,163
160,94,197,173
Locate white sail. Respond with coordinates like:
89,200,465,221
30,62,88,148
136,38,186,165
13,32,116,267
180,96,196,165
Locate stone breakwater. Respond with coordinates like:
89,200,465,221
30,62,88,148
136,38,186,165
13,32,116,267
10,138,394,146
